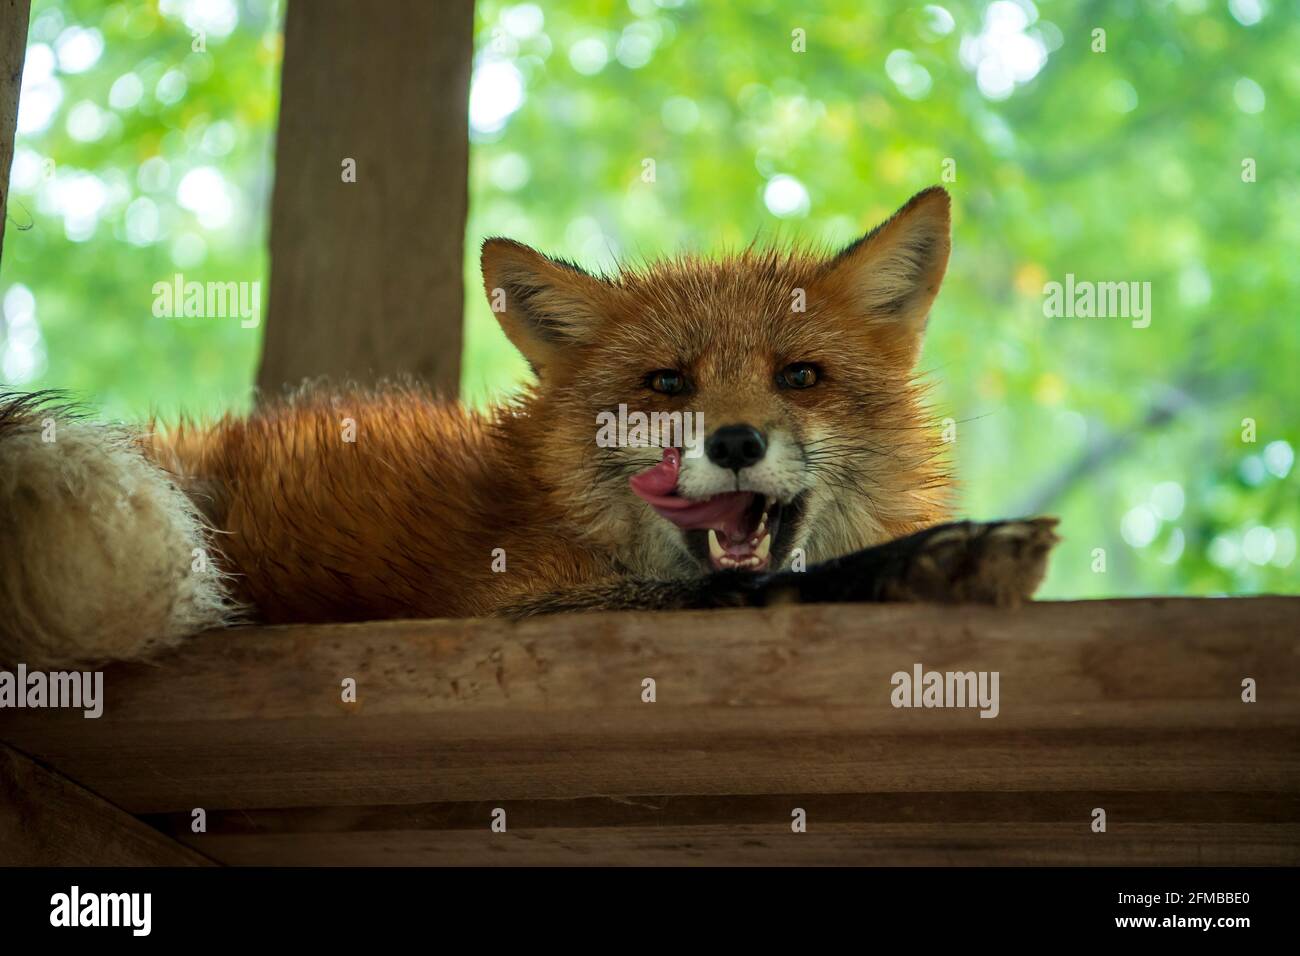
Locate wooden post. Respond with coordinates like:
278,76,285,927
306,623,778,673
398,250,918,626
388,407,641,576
256,0,475,398
0,0,32,268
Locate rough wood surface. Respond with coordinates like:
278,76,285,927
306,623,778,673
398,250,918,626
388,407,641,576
0,0,32,267
1,598,1296,865
256,0,474,397
0,744,212,866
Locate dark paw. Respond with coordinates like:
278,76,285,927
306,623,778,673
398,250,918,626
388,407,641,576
797,518,1061,606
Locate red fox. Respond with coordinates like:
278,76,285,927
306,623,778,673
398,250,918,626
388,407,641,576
0,187,1058,666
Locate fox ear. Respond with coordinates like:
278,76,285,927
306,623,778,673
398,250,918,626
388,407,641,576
822,186,951,366
480,239,610,374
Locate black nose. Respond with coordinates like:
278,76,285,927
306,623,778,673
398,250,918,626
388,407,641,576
706,424,767,471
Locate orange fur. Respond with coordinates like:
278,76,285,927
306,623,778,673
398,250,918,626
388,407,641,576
148,393,613,621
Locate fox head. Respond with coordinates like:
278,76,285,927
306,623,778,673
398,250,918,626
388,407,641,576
481,186,954,580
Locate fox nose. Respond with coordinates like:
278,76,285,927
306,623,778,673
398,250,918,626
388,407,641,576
706,424,767,471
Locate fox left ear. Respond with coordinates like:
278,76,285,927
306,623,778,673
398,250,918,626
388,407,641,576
480,238,612,376
821,186,952,367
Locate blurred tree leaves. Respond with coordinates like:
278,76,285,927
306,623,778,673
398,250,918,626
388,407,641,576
1,0,279,420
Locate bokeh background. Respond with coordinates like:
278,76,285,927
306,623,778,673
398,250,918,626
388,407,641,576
2,0,1296,599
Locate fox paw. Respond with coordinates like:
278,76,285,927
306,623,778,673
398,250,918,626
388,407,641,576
878,517,1061,606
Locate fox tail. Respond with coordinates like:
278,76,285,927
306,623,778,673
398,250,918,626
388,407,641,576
0,392,235,666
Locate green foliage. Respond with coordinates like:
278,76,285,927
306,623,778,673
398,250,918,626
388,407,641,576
1,0,279,420
3,0,1296,597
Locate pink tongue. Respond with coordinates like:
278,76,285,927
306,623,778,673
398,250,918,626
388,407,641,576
629,448,758,541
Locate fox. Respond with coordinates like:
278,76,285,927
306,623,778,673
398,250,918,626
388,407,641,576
0,186,1059,667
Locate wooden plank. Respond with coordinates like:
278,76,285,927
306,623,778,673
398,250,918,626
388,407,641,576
0,0,32,266
138,791,1300,865
256,0,474,396
0,744,211,866
1,598,1296,865
162,824,1300,867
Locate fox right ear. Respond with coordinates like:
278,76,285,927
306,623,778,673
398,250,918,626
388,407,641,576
821,186,952,368
480,239,611,374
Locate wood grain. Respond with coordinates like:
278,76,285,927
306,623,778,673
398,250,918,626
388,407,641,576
0,744,211,866
1,598,1295,864
166,824,1300,867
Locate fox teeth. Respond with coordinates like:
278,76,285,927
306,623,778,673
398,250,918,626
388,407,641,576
708,529,725,561
755,533,772,561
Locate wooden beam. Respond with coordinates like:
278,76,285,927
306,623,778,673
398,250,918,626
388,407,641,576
256,0,474,397
1,598,1296,865
0,0,32,267
135,791,1300,867
0,744,211,866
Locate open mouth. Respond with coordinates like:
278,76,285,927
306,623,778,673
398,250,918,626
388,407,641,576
629,448,792,572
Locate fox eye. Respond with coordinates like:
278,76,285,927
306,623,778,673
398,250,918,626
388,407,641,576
646,369,686,395
777,362,819,389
